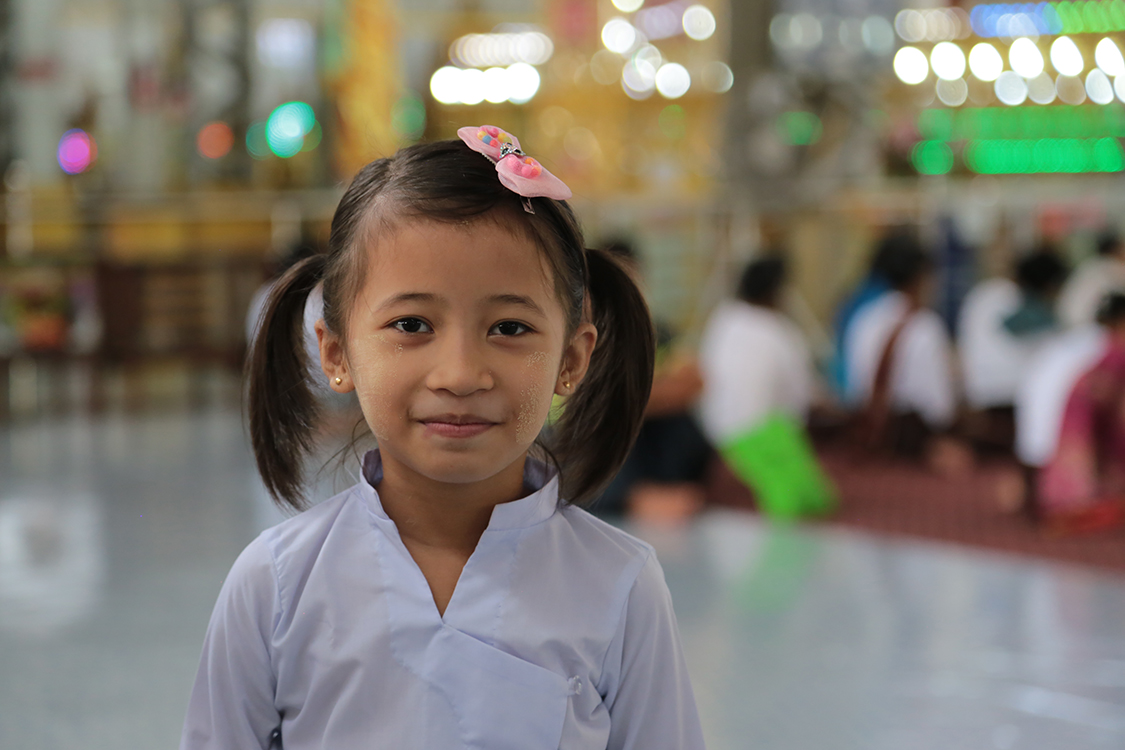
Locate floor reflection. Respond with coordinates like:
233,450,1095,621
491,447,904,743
1,411,1124,749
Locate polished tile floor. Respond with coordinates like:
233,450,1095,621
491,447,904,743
2,411,1125,749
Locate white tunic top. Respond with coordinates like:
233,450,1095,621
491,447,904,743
182,451,705,750
958,278,1053,409
1057,256,1125,329
845,291,957,429
697,300,813,444
1015,326,1107,467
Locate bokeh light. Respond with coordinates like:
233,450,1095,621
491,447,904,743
1096,38,1125,77
659,105,687,139
57,129,96,174
995,71,1029,105
1009,38,1045,79
1027,72,1058,104
682,5,717,41
1057,74,1088,104
931,42,967,81
969,43,1004,81
776,111,823,145
602,19,638,54
430,66,462,105
449,32,554,68
911,141,954,175
266,101,316,158
701,61,734,93
1050,36,1083,77
861,16,895,55
246,121,270,160
391,94,426,142
1086,69,1115,104
612,0,644,11
622,58,657,99
196,122,234,160
655,63,691,98
894,47,930,84
937,78,969,106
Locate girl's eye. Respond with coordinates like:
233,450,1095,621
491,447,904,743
490,320,530,337
391,317,432,334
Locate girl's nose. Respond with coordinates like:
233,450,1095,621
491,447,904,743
425,332,494,396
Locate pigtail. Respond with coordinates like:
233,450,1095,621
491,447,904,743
551,248,656,504
247,254,329,511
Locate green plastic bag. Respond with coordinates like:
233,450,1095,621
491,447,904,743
719,413,837,519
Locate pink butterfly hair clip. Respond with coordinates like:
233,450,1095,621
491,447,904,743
457,125,572,213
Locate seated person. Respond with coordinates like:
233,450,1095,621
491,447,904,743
698,256,813,445
959,250,1068,453
699,256,834,517
844,235,966,470
1058,230,1125,329
591,240,711,522
1036,292,1125,532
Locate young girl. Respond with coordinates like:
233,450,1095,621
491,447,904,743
181,126,706,749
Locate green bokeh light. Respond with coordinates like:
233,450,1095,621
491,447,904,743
246,121,270,160
911,140,955,175
659,105,686,140
964,137,1125,174
266,101,316,158
776,112,822,146
392,94,427,143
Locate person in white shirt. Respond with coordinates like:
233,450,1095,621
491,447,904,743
698,255,814,445
1058,231,1125,328
844,238,966,466
959,250,1068,453
183,131,705,749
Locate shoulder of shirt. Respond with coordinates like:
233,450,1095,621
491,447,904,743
250,484,365,569
554,504,656,575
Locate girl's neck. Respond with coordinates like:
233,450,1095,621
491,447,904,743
375,452,529,554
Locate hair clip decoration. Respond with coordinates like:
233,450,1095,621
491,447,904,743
458,125,572,212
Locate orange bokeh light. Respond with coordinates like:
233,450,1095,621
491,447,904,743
197,121,234,159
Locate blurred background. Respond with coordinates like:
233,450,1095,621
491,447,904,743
4,0,1125,748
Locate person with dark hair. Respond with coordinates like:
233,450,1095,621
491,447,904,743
829,228,912,398
591,237,711,523
699,256,835,517
844,235,965,468
1034,291,1125,531
1059,229,1125,327
182,126,705,749
959,248,1068,453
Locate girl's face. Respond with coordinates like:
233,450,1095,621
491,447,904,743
318,218,596,489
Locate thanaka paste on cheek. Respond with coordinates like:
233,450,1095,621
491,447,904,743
515,351,554,444
350,332,397,442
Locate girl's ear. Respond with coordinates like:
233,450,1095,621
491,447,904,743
555,322,598,396
316,319,354,393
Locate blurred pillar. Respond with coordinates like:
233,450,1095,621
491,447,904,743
10,0,65,184
326,0,402,178
721,0,774,197
175,0,252,185
0,0,12,182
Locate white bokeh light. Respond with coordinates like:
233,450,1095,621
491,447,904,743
612,0,644,12
1096,38,1125,77
893,46,929,84
701,61,733,92
969,43,1004,81
931,42,966,81
1056,74,1087,104
1009,38,1045,79
1049,36,1083,77
602,19,638,54
506,62,540,103
995,70,1029,105
682,5,717,41
655,62,691,98
1027,72,1057,104
622,58,657,99
482,67,509,104
1087,68,1115,104
429,66,462,104
459,68,486,105
1115,75,1125,102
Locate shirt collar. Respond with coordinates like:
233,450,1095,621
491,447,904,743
359,449,561,531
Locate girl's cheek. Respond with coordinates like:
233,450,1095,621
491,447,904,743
514,351,556,444
348,334,400,441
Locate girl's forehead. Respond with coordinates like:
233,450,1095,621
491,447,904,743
362,218,558,300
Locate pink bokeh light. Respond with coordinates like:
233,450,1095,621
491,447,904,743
57,129,96,174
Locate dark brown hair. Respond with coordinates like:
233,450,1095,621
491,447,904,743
247,139,655,511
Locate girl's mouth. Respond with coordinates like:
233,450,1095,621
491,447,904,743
420,414,498,438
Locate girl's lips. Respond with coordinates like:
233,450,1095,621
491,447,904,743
422,421,496,438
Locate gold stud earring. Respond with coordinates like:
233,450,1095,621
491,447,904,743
564,380,571,390
334,377,343,385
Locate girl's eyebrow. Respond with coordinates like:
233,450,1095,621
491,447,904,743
374,291,545,317
487,293,546,317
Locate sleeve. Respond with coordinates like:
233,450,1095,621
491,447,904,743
601,552,707,750
181,535,282,750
